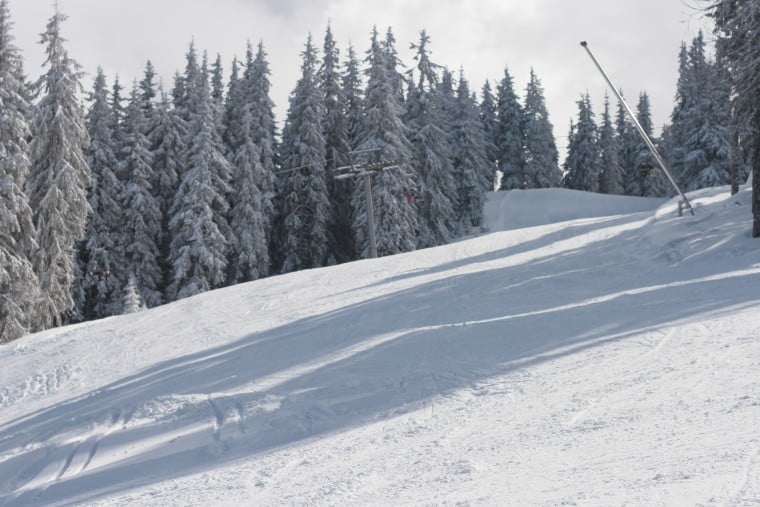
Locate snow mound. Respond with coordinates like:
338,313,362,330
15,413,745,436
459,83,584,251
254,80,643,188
485,187,666,231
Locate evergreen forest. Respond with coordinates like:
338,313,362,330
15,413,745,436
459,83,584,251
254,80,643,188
1,0,757,342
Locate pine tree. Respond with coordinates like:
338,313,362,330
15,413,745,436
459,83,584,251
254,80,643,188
405,31,458,248
631,93,668,196
244,41,278,257
670,32,732,191
710,0,760,235
522,68,562,188
201,52,233,252
211,54,225,107
119,83,162,308
353,27,417,258
139,60,157,124
229,104,269,282
167,45,231,300
666,42,691,184
77,68,124,319
27,9,91,329
598,94,624,194
451,72,488,230
342,43,363,149
496,66,526,189
479,79,498,191
615,95,641,195
222,56,245,159
278,35,331,272
382,27,405,103
149,87,185,298
110,75,126,166
563,93,601,192
320,24,353,263
438,68,458,134
121,275,144,314
0,0,40,341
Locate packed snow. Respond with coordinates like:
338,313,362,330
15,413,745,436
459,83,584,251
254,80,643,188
1,186,759,506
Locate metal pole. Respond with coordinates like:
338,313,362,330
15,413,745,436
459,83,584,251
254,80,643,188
363,172,378,259
580,41,695,216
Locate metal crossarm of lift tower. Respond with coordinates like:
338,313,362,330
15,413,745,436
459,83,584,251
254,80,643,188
580,40,695,216
333,161,401,179
332,148,401,179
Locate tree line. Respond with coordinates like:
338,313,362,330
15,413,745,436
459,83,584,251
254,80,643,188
1,1,757,342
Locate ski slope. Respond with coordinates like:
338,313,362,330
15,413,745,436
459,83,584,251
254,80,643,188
1,187,759,506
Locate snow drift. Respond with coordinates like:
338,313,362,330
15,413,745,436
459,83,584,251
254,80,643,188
1,186,759,505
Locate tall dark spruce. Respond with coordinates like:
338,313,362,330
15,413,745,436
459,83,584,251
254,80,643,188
27,9,91,329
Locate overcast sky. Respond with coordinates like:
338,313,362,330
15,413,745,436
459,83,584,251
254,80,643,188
7,0,713,156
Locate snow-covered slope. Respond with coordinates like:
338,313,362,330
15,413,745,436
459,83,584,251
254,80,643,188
1,187,759,506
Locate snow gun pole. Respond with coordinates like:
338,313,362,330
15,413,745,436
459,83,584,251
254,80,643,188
580,41,694,216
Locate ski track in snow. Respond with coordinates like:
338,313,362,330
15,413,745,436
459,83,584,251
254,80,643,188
0,187,759,505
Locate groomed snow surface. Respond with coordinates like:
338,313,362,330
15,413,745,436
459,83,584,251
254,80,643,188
1,186,759,506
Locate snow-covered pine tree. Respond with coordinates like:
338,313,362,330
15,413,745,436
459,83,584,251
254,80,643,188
243,41,278,257
616,96,639,195
671,32,732,191
149,88,185,298
598,94,624,194
522,68,562,188
121,274,144,314
222,56,245,159
201,52,233,253
382,27,405,104
631,92,668,197
167,46,232,301
27,9,91,329
563,93,601,192
437,69,458,133
76,68,124,320
119,83,162,308
320,24,353,263
110,75,126,169
496,66,526,190
229,102,269,283
211,54,225,107
172,41,202,129
451,71,488,230
342,43,363,149
139,61,156,124
405,31,459,248
479,79,499,191
666,42,691,185
278,35,331,273
321,25,350,171
0,0,40,341
352,27,418,258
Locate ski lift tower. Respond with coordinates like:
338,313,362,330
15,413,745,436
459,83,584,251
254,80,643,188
333,149,400,259
580,41,695,216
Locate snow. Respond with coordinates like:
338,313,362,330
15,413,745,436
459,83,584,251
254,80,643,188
1,186,759,505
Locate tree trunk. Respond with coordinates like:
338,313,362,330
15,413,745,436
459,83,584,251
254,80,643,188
730,125,740,196
753,112,760,238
